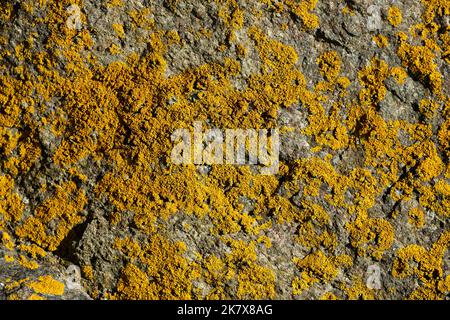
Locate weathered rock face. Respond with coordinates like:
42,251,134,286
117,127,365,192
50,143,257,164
0,0,449,300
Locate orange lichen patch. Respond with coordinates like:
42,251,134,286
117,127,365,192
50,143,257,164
236,264,276,299
82,265,94,280
410,22,440,41
0,67,41,176
397,39,442,95
358,58,390,105
387,6,402,27
4,278,29,292
0,127,20,156
440,32,450,64
221,240,276,299
165,30,181,45
408,207,425,228
322,292,338,299
288,157,349,206
390,66,408,84
373,34,389,48
17,255,39,270
107,0,124,8
438,118,450,158
100,167,199,234
114,234,201,299
107,211,121,225
292,250,351,295
346,109,400,182
317,51,341,82
15,181,87,251
419,99,439,119
0,1,14,20
235,43,247,57
128,8,154,30
273,196,337,250
346,211,394,260
303,96,350,150
341,6,355,16
109,43,121,55
114,234,276,299
431,180,450,217
392,231,450,299
258,0,284,13
217,0,244,31
247,26,308,112
337,76,351,90
27,275,65,296
343,277,375,300
50,62,121,165
112,23,126,39
284,0,319,30
114,237,142,259
257,235,272,248
18,244,47,259
0,174,24,224
1,231,15,250
114,263,155,299
415,143,443,182
1,0,450,300
84,27,303,237
5,140,41,177
202,255,230,299
348,168,380,210
208,166,279,229
0,65,35,120
421,0,450,22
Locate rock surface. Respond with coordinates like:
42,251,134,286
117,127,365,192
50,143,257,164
0,0,449,300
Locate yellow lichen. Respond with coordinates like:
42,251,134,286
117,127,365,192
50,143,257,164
82,265,94,280
390,66,408,84
112,23,126,39
317,51,341,82
343,277,375,300
15,181,87,251
17,255,39,270
387,6,402,27
114,235,201,299
373,34,389,48
408,207,425,228
392,231,450,299
285,0,319,30
27,275,65,296
397,39,442,95
237,264,275,299
0,0,449,301
419,99,439,119
0,174,24,224
358,58,389,105
292,250,350,295
107,0,124,8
